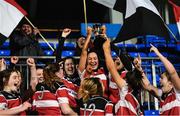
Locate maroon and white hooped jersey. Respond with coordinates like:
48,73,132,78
0,91,25,115
62,78,79,108
159,88,180,115
79,96,113,116
115,83,143,115
79,68,109,98
108,71,127,104
32,82,69,115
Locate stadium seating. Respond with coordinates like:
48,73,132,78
144,110,159,115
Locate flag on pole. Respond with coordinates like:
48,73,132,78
92,0,170,43
169,0,180,38
0,0,27,37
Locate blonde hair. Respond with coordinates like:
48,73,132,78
78,78,103,103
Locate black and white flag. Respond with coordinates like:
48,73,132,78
92,0,170,42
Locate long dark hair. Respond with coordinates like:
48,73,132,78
125,69,143,91
43,63,62,90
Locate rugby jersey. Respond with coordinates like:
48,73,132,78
108,71,127,104
79,95,113,116
159,88,180,115
0,91,25,115
115,83,143,115
32,82,69,115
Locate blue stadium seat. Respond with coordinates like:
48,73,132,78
136,44,145,49
148,52,168,57
64,42,76,48
114,43,124,48
129,52,147,57
44,50,53,56
40,42,54,49
0,50,10,56
153,43,167,48
141,61,149,65
167,43,176,48
146,73,153,83
156,75,160,87
176,44,180,51
2,42,9,47
124,44,136,48
168,24,180,40
146,35,167,48
144,110,159,115
153,61,163,65
62,50,75,57
146,35,157,43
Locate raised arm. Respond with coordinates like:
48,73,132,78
133,55,161,98
150,44,180,91
103,38,126,89
56,28,71,62
8,56,19,70
78,27,93,72
26,58,38,91
0,58,6,71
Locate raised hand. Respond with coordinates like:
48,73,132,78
11,56,19,64
133,54,143,72
61,28,71,38
150,44,159,53
0,58,6,71
33,27,40,35
87,26,93,36
26,58,35,67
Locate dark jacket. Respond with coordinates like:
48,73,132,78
10,31,44,56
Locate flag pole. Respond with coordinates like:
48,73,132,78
83,0,88,32
164,22,178,42
24,16,55,52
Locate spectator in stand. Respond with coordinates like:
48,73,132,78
0,69,31,115
103,38,143,115
10,22,44,56
136,44,180,115
78,78,113,116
